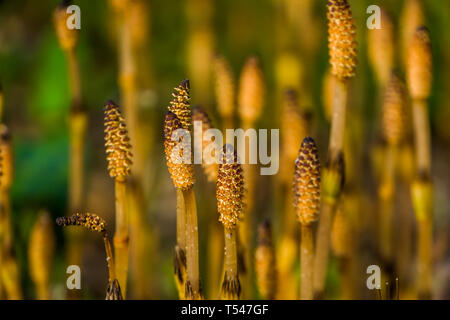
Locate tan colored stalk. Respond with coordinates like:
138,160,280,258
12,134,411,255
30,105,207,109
294,137,321,300
54,5,87,295
183,188,201,299
29,211,55,300
104,101,132,297
313,0,357,299
217,145,245,300
407,26,433,299
379,72,408,265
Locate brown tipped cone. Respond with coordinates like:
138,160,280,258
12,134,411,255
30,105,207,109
254,221,277,300
327,0,357,81
238,56,265,126
368,9,394,86
217,144,245,230
104,100,133,181
56,212,107,234
53,1,79,51
169,79,192,131
407,26,432,100
293,137,321,225
192,106,219,182
214,56,235,120
164,111,195,190
382,72,408,146
29,211,55,299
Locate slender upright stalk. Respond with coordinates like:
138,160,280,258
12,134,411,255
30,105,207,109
104,101,132,297
54,3,87,294
183,187,201,299
407,26,433,299
113,179,129,296
313,0,357,298
164,81,201,299
217,145,245,300
300,225,314,300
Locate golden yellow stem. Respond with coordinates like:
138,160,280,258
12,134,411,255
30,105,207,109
68,111,87,213
104,234,116,282
207,219,223,299
113,179,129,298
379,144,396,262
313,201,337,298
177,188,186,249
223,227,238,289
313,77,348,298
412,99,431,174
417,217,432,299
329,79,348,159
36,283,49,300
300,225,314,300
182,187,201,299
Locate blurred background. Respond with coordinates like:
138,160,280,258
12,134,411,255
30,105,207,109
0,0,448,299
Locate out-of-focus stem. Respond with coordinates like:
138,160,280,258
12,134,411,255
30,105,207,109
313,78,348,298
412,99,431,174
182,187,201,299
417,217,432,299
329,79,348,159
300,225,314,300
379,145,395,262
66,49,82,110
113,179,129,298
411,97,433,299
